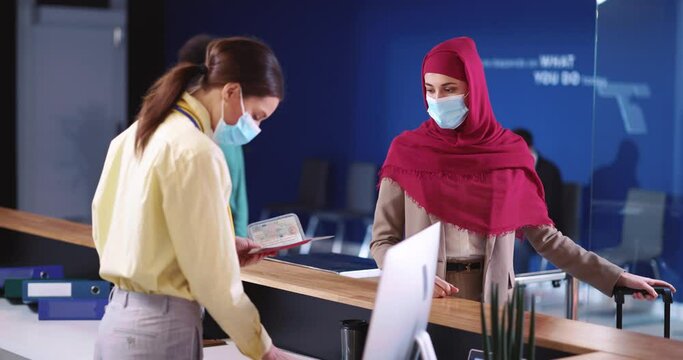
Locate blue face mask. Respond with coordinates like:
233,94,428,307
426,94,468,129
214,91,262,146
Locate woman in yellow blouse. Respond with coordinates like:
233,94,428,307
92,37,291,360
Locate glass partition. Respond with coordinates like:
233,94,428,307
582,0,683,338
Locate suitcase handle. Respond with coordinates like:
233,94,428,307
614,286,674,304
613,286,673,338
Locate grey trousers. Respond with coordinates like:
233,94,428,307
94,287,203,360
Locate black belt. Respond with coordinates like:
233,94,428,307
446,261,482,272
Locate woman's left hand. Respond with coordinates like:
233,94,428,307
615,272,677,301
235,237,276,267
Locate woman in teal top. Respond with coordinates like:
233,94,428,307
219,143,249,236
179,34,249,236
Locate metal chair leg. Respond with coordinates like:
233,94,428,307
650,258,661,279
358,221,373,258
300,215,320,254
331,220,345,254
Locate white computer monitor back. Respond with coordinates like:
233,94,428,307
362,222,440,360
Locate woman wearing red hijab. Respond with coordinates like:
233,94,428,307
371,37,674,302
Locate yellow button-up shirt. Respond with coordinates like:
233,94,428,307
92,93,271,359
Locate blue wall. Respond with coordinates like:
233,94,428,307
165,0,598,226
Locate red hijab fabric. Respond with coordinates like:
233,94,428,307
379,37,553,235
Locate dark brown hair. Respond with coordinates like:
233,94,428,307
178,34,214,64
135,37,285,154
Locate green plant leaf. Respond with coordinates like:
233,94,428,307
502,304,508,360
528,294,536,360
492,285,499,360
508,287,515,358
481,300,490,360
516,285,525,360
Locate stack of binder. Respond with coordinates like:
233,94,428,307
0,265,64,288
1,265,64,298
1,265,110,320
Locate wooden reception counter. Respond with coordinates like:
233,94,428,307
2,207,683,359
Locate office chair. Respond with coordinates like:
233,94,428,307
596,188,666,278
301,162,377,255
260,159,330,220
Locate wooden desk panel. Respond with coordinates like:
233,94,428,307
0,207,92,247
2,207,683,359
559,352,636,360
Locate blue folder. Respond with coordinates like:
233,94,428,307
22,280,111,303
38,298,108,320
0,265,64,288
